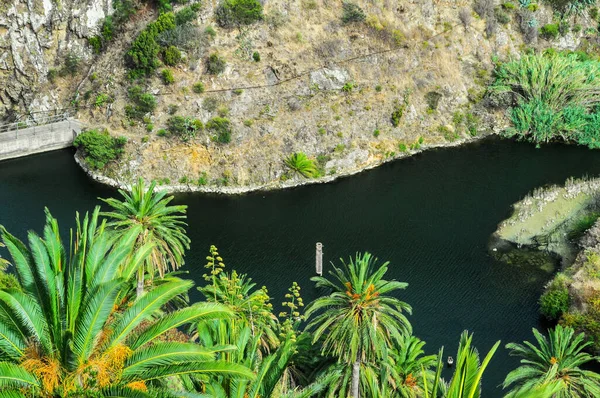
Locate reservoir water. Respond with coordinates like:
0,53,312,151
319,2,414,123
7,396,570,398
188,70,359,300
2,136,600,396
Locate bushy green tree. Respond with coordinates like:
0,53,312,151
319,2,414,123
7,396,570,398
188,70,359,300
206,117,232,143
73,129,127,169
341,2,366,24
126,86,157,120
162,45,181,66
216,0,263,27
207,53,227,74
127,30,161,75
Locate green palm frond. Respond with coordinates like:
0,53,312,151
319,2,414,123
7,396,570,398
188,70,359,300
124,361,255,382
284,152,318,178
101,178,190,297
306,252,412,364
123,342,224,377
107,279,193,348
71,280,123,363
0,362,40,389
129,302,232,350
504,325,600,397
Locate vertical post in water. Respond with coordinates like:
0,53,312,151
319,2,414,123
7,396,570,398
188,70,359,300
316,242,323,276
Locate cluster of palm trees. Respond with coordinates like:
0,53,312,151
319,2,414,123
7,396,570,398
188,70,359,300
1,179,600,397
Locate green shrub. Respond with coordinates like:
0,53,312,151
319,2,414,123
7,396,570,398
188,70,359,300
204,26,217,38
127,12,176,76
127,30,160,75
101,16,114,41
284,152,318,178
126,86,157,119
150,12,176,35
207,53,226,74
541,23,559,39
168,104,179,114
425,91,442,111
216,0,263,27
146,123,154,132
167,115,202,141
252,51,261,62
161,69,175,84
341,2,366,24
73,129,127,169
157,128,168,137
203,97,219,112
163,45,182,66
206,117,232,143
47,69,58,83
197,172,209,185
175,6,197,25
391,97,408,127
502,1,516,9
495,8,511,24
540,274,571,320
375,84,382,92
398,143,407,152
373,129,380,137
88,36,102,54
572,24,582,32
113,0,137,23
60,52,80,76
490,52,600,148
94,93,111,107
341,82,355,92
193,82,205,93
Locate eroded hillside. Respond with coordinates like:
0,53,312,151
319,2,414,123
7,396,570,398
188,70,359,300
2,0,594,191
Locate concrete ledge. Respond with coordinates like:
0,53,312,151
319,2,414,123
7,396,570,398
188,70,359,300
0,120,83,162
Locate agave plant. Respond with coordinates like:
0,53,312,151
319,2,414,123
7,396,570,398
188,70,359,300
101,178,191,297
0,209,251,396
284,152,318,178
503,325,600,397
305,252,412,398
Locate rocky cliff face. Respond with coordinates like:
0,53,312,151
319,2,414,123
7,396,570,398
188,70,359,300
1,0,588,191
0,0,112,118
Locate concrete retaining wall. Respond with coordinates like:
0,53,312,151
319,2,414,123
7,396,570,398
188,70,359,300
0,120,83,162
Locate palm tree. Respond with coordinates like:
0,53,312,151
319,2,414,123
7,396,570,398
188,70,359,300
101,178,191,297
0,208,251,396
424,331,500,398
387,334,438,397
503,325,600,397
305,252,413,398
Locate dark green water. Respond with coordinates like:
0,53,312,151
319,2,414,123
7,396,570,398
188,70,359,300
2,137,600,396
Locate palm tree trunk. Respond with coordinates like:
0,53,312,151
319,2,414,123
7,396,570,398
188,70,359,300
136,269,145,298
351,360,360,398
